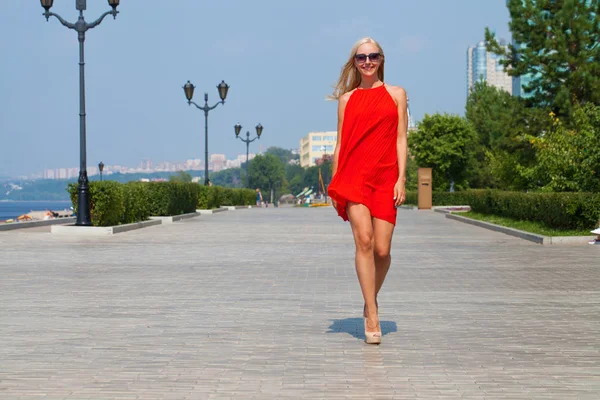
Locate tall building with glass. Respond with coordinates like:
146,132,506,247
466,40,513,97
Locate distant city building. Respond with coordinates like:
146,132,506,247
225,154,256,169
300,131,337,168
138,159,153,170
37,153,262,180
182,158,202,171
87,166,98,177
466,40,512,96
210,154,227,172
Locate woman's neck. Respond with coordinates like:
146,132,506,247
358,77,382,89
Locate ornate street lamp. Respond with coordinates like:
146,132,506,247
183,80,229,186
40,0,120,226
235,123,263,188
98,161,104,181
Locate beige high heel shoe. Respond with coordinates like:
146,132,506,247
364,317,382,344
363,304,382,344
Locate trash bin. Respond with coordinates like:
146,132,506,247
418,168,432,210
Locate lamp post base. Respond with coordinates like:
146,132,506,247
75,171,92,226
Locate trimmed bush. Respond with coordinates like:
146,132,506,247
70,181,257,226
68,181,125,227
121,182,151,224
145,182,199,216
197,187,256,209
405,189,600,230
197,186,210,210
405,191,417,205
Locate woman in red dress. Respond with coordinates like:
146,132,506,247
328,37,408,344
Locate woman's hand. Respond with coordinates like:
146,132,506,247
393,179,406,207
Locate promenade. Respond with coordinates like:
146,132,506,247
1,207,599,399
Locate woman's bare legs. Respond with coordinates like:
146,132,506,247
347,202,379,332
373,217,394,298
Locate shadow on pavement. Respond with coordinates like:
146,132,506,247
327,318,397,340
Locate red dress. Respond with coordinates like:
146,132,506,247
328,84,399,225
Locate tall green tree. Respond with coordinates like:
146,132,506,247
248,154,286,202
527,104,600,192
210,167,244,188
408,113,478,191
486,0,600,115
465,81,549,189
302,159,332,194
169,171,193,183
265,146,299,165
285,164,305,195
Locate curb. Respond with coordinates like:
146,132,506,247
433,206,471,214
445,213,595,245
0,217,76,232
398,205,416,210
149,212,200,224
51,219,162,236
196,208,228,215
219,205,253,211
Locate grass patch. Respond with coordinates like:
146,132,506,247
458,211,593,237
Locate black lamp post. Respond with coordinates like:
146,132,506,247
234,123,263,188
183,80,229,185
98,161,104,181
40,0,120,226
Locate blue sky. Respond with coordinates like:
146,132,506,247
0,1,510,178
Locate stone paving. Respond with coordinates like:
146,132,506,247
0,207,599,399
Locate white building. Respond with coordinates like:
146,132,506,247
299,131,337,168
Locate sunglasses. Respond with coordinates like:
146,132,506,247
354,52,382,63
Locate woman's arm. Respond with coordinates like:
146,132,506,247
391,86,408,206
332,92,350,178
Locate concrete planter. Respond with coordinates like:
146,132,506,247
51,219,161,236
445,212,595,245
196,208,228,215
149,212,200,224
0,217,76,232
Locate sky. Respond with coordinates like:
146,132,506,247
0,1,511,178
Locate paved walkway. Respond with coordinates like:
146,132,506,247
1,207,599,399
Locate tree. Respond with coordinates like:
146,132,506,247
248,154,286,202
210,168,244,188
285,164,304,195
265,146,299,165
301,160,332,195
528,103,600,192
486,0,600,115
405,156,418,191
169,171,193,183
408,114,478,191
466,81,518,149
465,81,550,189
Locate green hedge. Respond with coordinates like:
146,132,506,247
121,182,151,224
197,186,255,209
405,189,600,230
69,181,126,227
69,181,254,227
145,182,199,216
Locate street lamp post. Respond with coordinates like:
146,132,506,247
40,0,120,226
98,161,104,181
234,123,263,188
183,80,230,186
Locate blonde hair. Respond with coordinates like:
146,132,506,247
329,37,385,100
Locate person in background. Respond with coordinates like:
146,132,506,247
256,188,263,207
